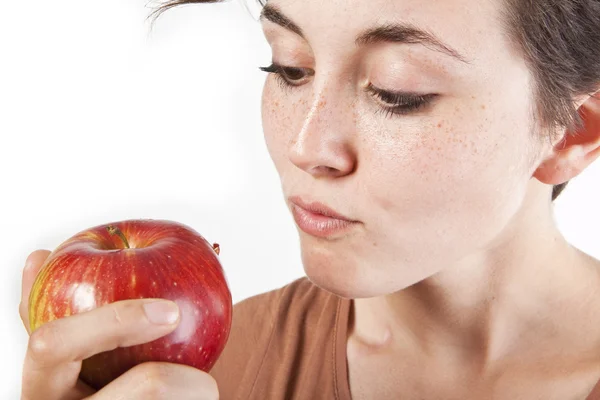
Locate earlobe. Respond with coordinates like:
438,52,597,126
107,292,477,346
533,91,600,185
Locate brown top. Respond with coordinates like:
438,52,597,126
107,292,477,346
210,277,351,399
209,277,600,400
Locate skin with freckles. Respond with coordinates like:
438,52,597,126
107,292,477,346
259,0,600,398
262,0,543,297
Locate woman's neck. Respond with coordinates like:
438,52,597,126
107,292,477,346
349,198,600,370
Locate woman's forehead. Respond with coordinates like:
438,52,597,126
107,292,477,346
261,0,509,62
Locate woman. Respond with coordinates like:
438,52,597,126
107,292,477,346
19,0,600,398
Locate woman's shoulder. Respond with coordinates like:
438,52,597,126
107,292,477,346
232,276,321,318
220,276,329,338
209,276,345,399
226,275,338,327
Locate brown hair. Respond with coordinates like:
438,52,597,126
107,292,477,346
149,0,600,202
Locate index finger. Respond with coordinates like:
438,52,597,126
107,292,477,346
19,250,51,334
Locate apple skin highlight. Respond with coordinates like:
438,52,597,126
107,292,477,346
28,219,232,390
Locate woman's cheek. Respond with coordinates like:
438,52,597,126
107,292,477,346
363,112,506,218
262,82,315,177
261,82,289,167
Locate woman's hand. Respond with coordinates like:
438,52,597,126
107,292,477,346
19,250,220,400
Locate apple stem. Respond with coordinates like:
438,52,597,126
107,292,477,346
212,243,220,255
107,225,130,249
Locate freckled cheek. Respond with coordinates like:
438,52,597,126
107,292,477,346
261,86,290,163
403,127,484,178
365,120,500,209
415,126,486,180
261,82,309,165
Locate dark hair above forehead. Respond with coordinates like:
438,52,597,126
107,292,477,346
501,0,600,132
150,0,600,202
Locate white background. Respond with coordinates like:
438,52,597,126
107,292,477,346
1,0,598,397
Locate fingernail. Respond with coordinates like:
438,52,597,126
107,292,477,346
143,301,179,325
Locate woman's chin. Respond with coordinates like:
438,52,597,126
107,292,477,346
304,267,363,299
300,249,433,299
301,255,392,299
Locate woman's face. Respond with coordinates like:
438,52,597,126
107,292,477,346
260,0,546,298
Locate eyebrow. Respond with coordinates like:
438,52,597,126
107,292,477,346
259,4,469,64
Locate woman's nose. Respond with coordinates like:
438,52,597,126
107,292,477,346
288,92,357,179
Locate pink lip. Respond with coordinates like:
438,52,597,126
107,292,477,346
289,196,359,238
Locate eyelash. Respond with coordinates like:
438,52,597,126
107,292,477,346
258,62,436,118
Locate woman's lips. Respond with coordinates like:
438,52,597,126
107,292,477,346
289,197,360,238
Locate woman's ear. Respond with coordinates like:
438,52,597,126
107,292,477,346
533,91,600,185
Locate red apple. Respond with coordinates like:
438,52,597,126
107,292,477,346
28,219,232,389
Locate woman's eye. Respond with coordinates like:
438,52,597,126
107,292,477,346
259,62,312,90
366,83,437,118
258,64,437,118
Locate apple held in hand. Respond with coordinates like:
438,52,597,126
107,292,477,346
28,219,232,389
